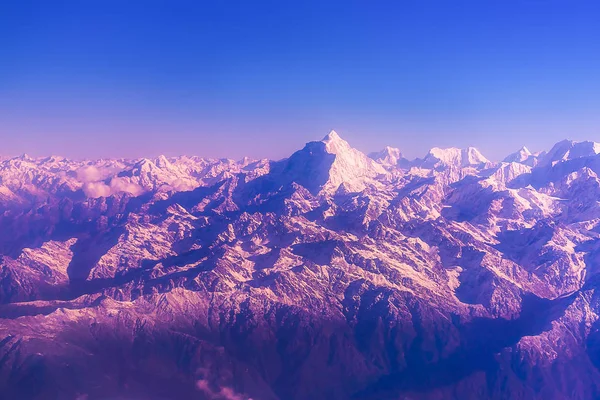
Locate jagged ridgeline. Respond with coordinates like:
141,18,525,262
2,132,600,399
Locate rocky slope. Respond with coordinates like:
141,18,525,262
2,131,600,399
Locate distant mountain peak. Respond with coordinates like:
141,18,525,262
504,146,535,165
369,146,403,166
423,146,489,168
16,153,34,162
520,145,532,154
540,139,600,166
155,155,171,168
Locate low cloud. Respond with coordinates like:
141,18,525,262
168,178,198,191
196,379,251,400
76,165,119,182
82,181,112,198
109,177,143,196
82,177,143,198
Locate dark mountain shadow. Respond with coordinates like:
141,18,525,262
304,202,333,222
0,296,106,319
355,292,577,398
281,141,335,195
144,245,215,272
454,268,495,305
64,248,220,301
441,184,498,222
1,246,222,315
66,227,126,283
494,222,555,270
528,155,600,190
0,192,151,258
249,248,281,270
324,209,370,236
579,239,600,281
232,141,335,210
508,171,533,188
292,240,340,265
139,252,222,295
392,176,436,200
584,285,600,373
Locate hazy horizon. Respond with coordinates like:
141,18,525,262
0,129,588,163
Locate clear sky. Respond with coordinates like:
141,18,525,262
1,0,600,161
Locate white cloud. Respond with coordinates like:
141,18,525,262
195,379,250,400
109,177,143,196
76,166,104,182
82,181,112,198
82,177,143,198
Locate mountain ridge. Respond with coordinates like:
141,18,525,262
2,131,600,399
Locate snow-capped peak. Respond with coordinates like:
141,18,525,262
540,139,600,166
323,129,341,141
368,146,403,166
318,131,386,192
321,130,351,154
423,146,489,168
503,146,536,165
155,155,172,168
282,130,386,194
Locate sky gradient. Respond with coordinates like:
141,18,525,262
1,0,600,161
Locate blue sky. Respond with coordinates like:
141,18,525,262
1,0,599,160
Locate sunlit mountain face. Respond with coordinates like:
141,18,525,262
3,131,600,399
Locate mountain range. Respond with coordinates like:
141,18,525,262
2,131,600,399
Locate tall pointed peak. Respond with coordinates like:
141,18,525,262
321,130,352,154
322,130,342,142
503,146,538,165
155,155,171,168
16,153,34,161
282,130,386,195
520,146,532,155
